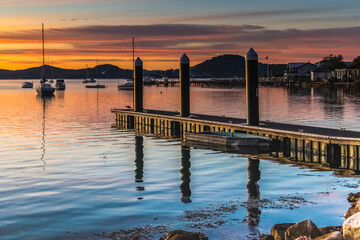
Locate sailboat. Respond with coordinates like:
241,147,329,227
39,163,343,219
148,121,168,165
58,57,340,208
36,23,55,97
82,66,96,83
118,37,134,90
85,62,106,88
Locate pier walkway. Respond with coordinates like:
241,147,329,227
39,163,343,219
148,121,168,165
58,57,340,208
112,109,360,144
112,108,360,171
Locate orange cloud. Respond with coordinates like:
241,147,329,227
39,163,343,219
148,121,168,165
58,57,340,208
0,24,359,70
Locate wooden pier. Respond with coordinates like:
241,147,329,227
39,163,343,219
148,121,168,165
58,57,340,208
112,50,360,172
112,108,360,171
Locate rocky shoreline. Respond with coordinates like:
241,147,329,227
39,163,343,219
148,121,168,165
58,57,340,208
257,191,360,240
90,191,357,240
152,191,360,240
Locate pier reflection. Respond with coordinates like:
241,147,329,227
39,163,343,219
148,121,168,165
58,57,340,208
246,159,261,226
134,135,144,183
180,146,191,203
117,120,360,176
134,135,145,193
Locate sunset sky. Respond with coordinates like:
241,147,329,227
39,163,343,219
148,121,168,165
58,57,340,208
0,0,359,70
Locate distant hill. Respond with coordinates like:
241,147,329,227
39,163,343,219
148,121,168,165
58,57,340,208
192,54,287,78
0,54,287,79
0,64,134,79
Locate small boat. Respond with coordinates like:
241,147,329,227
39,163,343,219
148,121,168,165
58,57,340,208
85,84,106,88
82,78,96,83
36,77,56,96
55,79,66,90
185,131,272,148
85,77,105,88
22,81,33,88
118,80,134,90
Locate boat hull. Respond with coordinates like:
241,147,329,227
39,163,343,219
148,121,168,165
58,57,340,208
22,84,33,88
85,85,106,88
185,131,272,148
118,86,134,90
36,87,55,96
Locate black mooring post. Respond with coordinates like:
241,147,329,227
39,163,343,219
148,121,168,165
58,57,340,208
180,53,190,117
134,57,143,112
246,48,259,126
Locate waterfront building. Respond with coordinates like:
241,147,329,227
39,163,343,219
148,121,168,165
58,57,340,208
311,67,330,81
335,62,360,81
285,62,317,80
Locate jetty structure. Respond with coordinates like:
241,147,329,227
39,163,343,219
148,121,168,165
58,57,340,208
112,49,360,170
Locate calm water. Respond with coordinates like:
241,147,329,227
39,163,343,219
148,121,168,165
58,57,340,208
1,80,360,239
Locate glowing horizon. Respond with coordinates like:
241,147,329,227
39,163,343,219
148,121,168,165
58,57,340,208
0,0,360,70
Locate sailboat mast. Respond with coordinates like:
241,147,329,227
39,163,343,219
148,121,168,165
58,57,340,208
41,23,45,79
132,37,135,72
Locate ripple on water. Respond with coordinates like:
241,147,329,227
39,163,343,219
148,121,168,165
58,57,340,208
0,81,359,239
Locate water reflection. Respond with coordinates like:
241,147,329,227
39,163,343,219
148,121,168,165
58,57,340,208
180,146,191,203
134,135,145,193
37,95,54,170
134,135,144,183
246,158,261,237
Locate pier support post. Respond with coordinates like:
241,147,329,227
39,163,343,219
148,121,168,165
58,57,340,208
283,137,291,158
127,115,134,129
134,57,143,112
171,121,181,138
180,54,190,117
245,48,259,126
327,144,341,168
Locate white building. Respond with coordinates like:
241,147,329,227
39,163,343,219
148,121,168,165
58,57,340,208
285,62,317,80
311,68,330,81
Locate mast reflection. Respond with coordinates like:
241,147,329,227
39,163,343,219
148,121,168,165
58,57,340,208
180,146,191,203
246,158,261,228
38,95,53,170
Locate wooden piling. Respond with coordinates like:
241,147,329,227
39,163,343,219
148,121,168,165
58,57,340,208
180,54,190,117
134,57,143,112
245,48,259,126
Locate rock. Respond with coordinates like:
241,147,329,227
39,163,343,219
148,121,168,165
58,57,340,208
348,192,360,203
343,212,360,240
314,231,342,240
319,227,342,235
294,237,312,240
159,230,208,240
344,201,360,219
284,220,322,240
271,223,295,240
259,235,275,240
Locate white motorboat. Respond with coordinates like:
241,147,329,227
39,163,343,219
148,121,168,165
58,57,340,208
118,80,134,90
